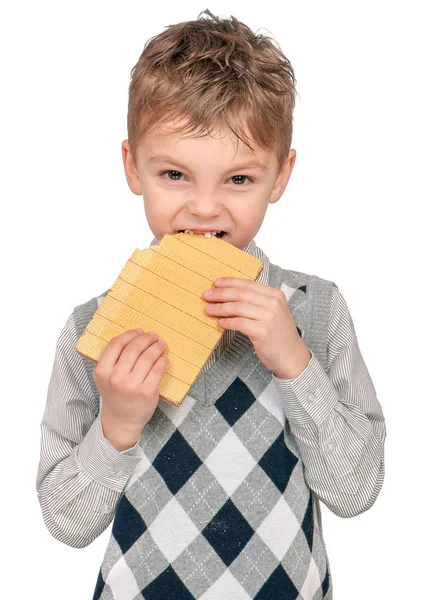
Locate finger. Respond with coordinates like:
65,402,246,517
218,316,262,338
115,331,161,375
127,339,168,386
96,329,146,373
204,286,278,309
213,277,285,300
206,300,268,321
131,348,168,398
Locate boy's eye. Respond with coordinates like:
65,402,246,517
161,170,185,180
230,175,252,185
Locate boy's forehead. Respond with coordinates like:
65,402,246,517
138,119,276,167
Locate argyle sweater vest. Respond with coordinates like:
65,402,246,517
73,261,334,600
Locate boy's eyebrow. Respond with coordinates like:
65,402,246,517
148,154,268,172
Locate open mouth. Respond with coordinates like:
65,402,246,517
178,230,225,239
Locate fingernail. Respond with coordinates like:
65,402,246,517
136,328,144,333
204,289,213,297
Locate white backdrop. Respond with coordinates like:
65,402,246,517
1,0,426,598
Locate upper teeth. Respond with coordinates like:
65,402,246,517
183,230,221,237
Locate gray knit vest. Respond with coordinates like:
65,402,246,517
72,260,335,414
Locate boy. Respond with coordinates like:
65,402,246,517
37,10,386,600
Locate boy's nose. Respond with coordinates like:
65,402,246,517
186,195,223,218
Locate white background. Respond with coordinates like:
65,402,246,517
1,0,426,598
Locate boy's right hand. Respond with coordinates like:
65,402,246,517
93,329,168,452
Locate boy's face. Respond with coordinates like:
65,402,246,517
122,120,296,250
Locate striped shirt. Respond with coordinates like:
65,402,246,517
36,236,386,559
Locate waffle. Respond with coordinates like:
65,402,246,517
75,233,263,406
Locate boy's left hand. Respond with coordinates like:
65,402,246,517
203,277,311,379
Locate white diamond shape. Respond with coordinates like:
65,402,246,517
125,451,151,491
105,555,140,600
257,380,285,425
199,569,251,600
300,556,322,600
148,497,200,562
280,281,297,303
256,496,300,560
205,429,257,496
158,394,196,427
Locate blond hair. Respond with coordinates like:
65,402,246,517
127,10,298,169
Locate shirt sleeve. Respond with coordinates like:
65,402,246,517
36,312,143,548
273,285,386,518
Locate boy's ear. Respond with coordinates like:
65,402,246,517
122,140,142,195
269,149,297,204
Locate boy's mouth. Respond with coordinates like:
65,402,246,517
178,230,225,239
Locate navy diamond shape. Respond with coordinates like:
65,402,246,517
152,430,202,494
258,433,298,493
322,565,330,596
92,569,105,600
142,566,195,599
202,498,254,566
112,495,147,555
254,564,299,600
301,495,314,551
215,377,256,426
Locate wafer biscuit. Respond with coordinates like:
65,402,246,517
75,233,263,406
